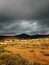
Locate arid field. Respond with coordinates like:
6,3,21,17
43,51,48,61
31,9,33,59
0,37,49,65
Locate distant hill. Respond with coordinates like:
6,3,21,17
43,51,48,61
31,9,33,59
16,33,31,39
0,33,49,40
15,33,49,39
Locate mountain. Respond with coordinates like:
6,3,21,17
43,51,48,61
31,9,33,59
16,33,49,39
16,33,31,39
0,33,49,40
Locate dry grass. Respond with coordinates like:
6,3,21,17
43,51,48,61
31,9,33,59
0,37,49,65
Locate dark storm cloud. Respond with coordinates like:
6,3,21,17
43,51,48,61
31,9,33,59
0,19,49,35
0,0,49,20
0,0,49,35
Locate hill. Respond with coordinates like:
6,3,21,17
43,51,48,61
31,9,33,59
0,33,49,40
16,33,49,39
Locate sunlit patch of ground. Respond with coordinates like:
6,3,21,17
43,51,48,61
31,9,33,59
0,38,49,65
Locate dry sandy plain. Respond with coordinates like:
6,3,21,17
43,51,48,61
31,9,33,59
0,37,49,65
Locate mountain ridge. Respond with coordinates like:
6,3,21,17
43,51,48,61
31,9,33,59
0,33,49,40
15,33,49,39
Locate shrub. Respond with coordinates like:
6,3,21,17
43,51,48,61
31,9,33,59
0,52,32,65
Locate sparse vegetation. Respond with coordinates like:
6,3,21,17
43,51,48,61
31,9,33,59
29,50,34,52
44,54,49,56
0,37,49,65
33,61,40,65
0,51,33,65
0,47,5,53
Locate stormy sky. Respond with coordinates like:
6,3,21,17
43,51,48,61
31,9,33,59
0,0,49,36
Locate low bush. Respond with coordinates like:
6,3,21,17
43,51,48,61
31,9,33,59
0,52,33,65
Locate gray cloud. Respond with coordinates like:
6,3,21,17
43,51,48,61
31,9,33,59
0,0,49,35
0,19,49,35
0,0,49,19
